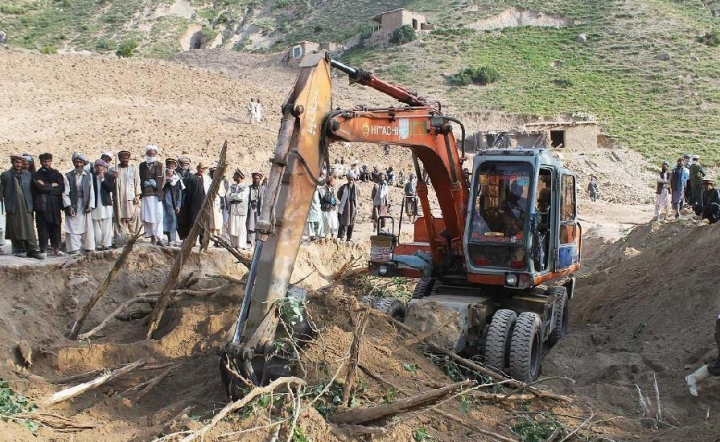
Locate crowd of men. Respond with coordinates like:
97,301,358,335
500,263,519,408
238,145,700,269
303,160,420,242
654,153,720,224
0,147,267,259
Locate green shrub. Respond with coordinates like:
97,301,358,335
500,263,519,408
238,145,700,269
116,39,138,58
390,24,417,45
450,66,500,86
697,31,720,47
95,38,112,51
0,5,26,14
40,45,57,54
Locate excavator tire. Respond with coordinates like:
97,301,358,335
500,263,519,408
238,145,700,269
547,286,569,347
509,312,542,382
360,295,378,307
484,309,517,373
412,278,436,299
374,297,406,321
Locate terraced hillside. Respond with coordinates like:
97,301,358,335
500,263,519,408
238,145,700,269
2,0,720,163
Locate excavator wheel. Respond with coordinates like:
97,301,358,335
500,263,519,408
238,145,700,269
509,312,543,382
360,295,378,307
374,297,406,321
484,309,517,373
412,278,436,299
547,286,569,347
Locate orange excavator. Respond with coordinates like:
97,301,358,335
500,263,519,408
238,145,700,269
221,53,581,398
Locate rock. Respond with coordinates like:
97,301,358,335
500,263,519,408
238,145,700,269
68,276,89,286
576,33,587,44
656,52,671,61
16,340,32,368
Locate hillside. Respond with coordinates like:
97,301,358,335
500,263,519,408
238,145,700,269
3,0,720,165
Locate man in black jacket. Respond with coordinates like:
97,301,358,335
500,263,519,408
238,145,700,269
33,153,65,257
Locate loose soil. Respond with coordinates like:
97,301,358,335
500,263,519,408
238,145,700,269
0,48,718,441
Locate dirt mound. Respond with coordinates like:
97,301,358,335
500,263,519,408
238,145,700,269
544,218,720,440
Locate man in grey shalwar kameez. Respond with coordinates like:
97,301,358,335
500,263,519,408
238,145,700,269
246,172,263,248
337,173,360,242
0,155,43,259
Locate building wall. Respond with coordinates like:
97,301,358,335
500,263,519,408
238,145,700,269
563,125,599,151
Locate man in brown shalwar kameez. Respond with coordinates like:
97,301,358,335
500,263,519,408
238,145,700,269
112,150,140,246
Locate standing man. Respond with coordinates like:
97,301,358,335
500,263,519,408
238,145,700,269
688,155,706,206
670,157,689,219
685,312,720,396
305,188,322,241
246,98,256,124
183,162,209,246
254,98,263,124
654,161,671,221
371,172,389,229
162,158,184,246
63,153,95,254
586,176,599,202
246,172,263,248
33,153,65,257
319,176,339,240
91,159,115,251
227,169,249,249
112,149,140,245
177,156,192,180
0,154,43,259
404,173,419,224
208,164,227,241
337,173,360,242
139,145,165,245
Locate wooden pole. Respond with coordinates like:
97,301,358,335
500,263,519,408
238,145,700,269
44,359,146,406
146,141,228,339
331,380,472,425
68,228,142,339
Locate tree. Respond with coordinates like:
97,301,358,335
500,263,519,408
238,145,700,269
450,66,500,86
391,25,416,45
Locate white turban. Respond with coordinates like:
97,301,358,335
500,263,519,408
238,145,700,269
72,152,89,164
145,144,159,155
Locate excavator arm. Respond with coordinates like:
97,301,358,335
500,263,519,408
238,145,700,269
221,53,468,396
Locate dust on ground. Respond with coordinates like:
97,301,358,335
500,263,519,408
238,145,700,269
0,49,719,441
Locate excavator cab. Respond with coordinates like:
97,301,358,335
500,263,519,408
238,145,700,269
464,148,581,288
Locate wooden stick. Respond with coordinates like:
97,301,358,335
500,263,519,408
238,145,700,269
146,141,228,339
342,309,369,407
210,234,252,269
44,359,146,406
330,380,473,425
545,427,562,442
371,309,573,403
180,376,306,442
78,297,157,341
205,273,246,285
13,412,99,431
68,229,142,339
51,362,173,385
432,409,518,442
124,366,174,401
